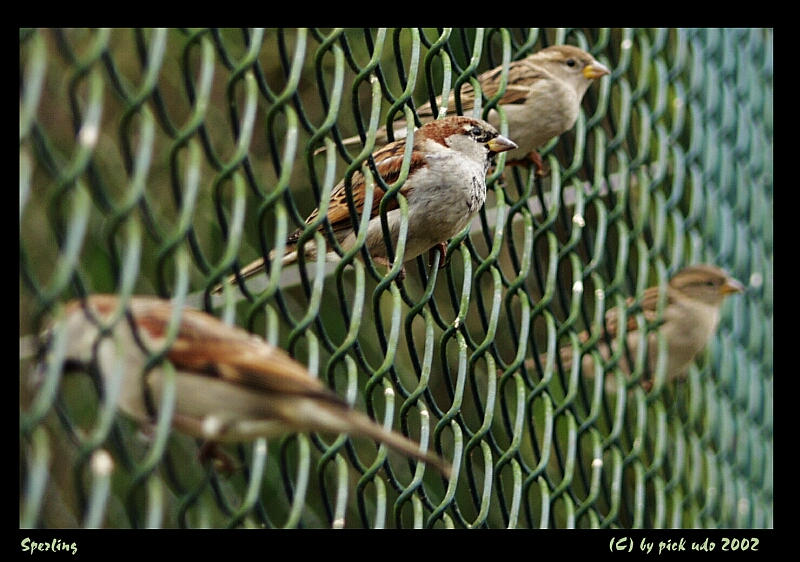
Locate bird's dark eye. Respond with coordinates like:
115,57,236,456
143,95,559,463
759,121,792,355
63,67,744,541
470,125,483,137
565,58,576,67
693,279,717,289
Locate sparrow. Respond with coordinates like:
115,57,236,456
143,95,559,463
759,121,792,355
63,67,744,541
324,45,610,173
527,265,745,390
215,115,516,292
38,294,452,477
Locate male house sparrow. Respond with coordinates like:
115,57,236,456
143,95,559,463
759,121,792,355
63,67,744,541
326,45,610,172
528,265,745,390
216,116,516,292
39,295,451,477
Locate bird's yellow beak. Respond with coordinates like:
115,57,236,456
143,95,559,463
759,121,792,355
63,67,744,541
721,277,746,295
583,61,611,80
487,134,518,154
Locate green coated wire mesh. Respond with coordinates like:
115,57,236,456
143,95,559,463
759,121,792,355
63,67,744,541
19,28,773,529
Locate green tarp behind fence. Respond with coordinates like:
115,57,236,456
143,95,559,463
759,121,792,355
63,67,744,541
19,28,773,529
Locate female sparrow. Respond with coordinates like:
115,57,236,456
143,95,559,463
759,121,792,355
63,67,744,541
39,295,451,477
326,45,610,171
217,116,516,292
528,265,745,390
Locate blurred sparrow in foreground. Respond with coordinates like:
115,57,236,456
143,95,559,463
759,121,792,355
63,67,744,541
323,45,609,173
215,116,516,292
40,295,451,477
526,265,745,390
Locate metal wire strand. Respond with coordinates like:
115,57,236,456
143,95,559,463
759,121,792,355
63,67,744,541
19,27,773,529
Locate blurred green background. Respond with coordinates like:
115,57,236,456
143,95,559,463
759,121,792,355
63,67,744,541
20,28,772,529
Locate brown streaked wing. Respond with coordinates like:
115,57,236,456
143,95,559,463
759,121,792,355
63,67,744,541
603,286,671,338
478,59,544,106
131,298,344,405
415,55,545,121
290,140,421,242
445,58,545,114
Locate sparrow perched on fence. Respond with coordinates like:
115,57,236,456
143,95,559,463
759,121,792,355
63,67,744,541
527,265,745,390
323,45,610,173
215,115,516,292
39,295,451,477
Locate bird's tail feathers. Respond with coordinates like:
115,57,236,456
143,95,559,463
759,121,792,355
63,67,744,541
329,404,451,479
312,123,411,156
313,134,362,156
211,248,298,295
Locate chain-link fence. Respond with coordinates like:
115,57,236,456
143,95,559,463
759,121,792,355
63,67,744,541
19,28,772,529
